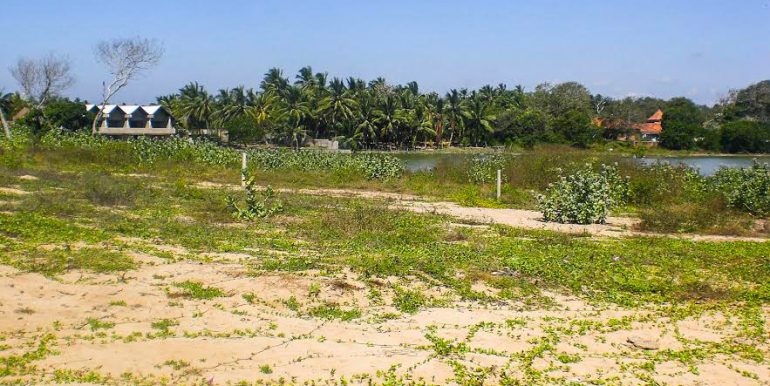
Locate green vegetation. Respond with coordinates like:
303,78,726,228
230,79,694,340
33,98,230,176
392,287,428,314
712,162,770,216
2,129,769,235
308,304,362,321
170,281,228,300
85,318,115,331
0,135,768,308
226,180,283,220
259,364,273,374
0,134,768,385
4,57,770,153
538,163,629,224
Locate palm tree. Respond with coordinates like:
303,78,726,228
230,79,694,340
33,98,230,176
214,86,255,126
244,92,277,143
295,66,316,89
279,86,310,149
261,68,289,96
462,92,496,146
444,89,467,146
346,77,366,93
317,77,357,137
375,93,404,147
354,92,378,148
423,93,446,147
174,82,216,130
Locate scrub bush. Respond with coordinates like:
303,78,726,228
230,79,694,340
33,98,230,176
538,164,629,224
468,153,507,184
37,130,403,179
712,162,770,216
226,177,283,220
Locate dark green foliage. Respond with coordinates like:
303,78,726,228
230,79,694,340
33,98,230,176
724,80,770,124
43,98,93,131
553,109,597,148
661,98,705,150
719,120,770,153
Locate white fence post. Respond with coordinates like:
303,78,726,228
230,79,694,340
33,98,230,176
496,169,502,201
241,152,247,187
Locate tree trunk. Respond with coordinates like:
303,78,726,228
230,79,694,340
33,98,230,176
0,108,11,140
91,102,107,135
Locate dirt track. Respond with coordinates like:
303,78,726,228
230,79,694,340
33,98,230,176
197,182,770,242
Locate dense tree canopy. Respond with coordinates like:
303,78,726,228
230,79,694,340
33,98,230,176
5,64,769,154
661,97,705,150
157,68,621,149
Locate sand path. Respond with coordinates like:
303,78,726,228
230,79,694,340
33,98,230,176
196,182,769,242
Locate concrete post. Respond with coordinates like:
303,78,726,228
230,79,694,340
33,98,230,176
241,152,247,187
496,169,502,201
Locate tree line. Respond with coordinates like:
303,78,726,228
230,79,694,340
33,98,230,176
156,67,770,152
3,56,770,153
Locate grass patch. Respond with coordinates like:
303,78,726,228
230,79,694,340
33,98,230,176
393,287,428,314
1,246,135,276
86,318,115,331
308,304,361,321
169,281,228,300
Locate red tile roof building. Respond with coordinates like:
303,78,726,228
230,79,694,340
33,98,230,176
635,109,663,136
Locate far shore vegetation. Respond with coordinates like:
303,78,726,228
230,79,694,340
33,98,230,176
3,63,770,153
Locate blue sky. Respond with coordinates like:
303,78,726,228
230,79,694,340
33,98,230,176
1,0,768,105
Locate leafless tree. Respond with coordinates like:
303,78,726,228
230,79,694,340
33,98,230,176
9,53,74,109
92,37,164,134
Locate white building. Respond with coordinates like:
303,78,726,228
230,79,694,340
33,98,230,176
85,104,176,136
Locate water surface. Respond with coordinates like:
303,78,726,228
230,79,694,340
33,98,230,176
394,152,770,176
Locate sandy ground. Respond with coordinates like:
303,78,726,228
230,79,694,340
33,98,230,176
1,251,769,385
196,181,769,242
1,177,768,385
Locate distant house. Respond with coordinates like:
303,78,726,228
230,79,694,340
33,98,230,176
608,109,664,146
85,104,176,136
633,109,663,144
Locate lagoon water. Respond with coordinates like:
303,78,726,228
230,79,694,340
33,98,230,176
395,152,770,176
638,156,770,176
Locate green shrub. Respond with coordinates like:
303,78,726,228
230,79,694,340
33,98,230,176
538,164,629,224
37,130,403,180
170,281,227,300
712,162,770,216
467,154,507,184
225,177,282,220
